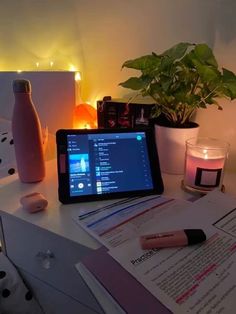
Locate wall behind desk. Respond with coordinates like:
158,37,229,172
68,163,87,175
0,0,235,170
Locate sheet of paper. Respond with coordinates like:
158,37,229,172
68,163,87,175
76,262,126,314
109,190,236,314
72,195,191,249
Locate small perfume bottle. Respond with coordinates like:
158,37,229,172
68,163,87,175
12,79,45,182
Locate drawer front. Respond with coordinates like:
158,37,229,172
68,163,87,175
21,269,102,314
1,214,103,313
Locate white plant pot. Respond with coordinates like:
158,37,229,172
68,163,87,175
155,123,200,175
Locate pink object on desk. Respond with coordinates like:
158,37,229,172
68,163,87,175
184,155,225,187
12,79,45,183
140,229,206,250
20,192,48,213
183,138,229,193
82,246,171,314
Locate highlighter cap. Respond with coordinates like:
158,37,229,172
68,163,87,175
184,229,206,245
13,79,31,93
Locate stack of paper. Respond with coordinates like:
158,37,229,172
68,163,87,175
74,191,236,314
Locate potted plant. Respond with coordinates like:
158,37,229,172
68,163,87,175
119,42,236,174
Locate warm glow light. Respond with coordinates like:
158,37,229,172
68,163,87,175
73,103,97,129
17,70,22,73
75,71,81,81
83,123,91,129
1,58,81,73
203,149,208,159
69,64,77,72
91,95,104,109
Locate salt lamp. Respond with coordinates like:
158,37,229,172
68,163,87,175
73,103,97,129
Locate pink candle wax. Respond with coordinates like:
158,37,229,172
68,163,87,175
184,153,225,190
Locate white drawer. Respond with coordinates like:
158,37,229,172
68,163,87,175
1,214,103,313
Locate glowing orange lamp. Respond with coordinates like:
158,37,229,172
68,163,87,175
73,103,97,129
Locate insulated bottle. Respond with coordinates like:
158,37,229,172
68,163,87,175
12,79,45,182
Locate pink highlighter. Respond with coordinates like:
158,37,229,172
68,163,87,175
140,229,206,250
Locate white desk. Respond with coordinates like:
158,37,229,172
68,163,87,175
0,160,235,313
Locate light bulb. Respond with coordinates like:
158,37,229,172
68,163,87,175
69,64,77,72
75,72,81,81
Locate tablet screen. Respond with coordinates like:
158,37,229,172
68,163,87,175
57,128,163,203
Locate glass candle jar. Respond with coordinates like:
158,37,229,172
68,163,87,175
183,137,229,193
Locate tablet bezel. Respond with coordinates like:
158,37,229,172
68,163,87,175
56,128,164,204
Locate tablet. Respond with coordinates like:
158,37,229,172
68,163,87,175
56,128,164,204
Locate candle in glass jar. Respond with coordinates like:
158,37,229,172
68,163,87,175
184,138,229,193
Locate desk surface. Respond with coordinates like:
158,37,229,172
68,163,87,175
1,160,236,314
0,159,235,251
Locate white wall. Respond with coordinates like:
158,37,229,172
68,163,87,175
0,0,236,170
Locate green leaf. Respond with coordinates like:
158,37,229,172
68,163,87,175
121,55,160,71
161,77,172,92
151,105,162,118
158,56,173,73
187,94,201,105
161,42,193,60
221,68,236,99
204,96,215,104
119,77,149,90
222,68,236,81
192,60,220,83
199,101,208,108
220,86,233,98
194,44,218,67
149,82,162,95
223,82,236,99
172,91,186,103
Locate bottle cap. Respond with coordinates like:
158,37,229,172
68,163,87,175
13,79,31,93
184,229,206,245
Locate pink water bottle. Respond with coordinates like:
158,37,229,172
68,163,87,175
12,79,45,182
